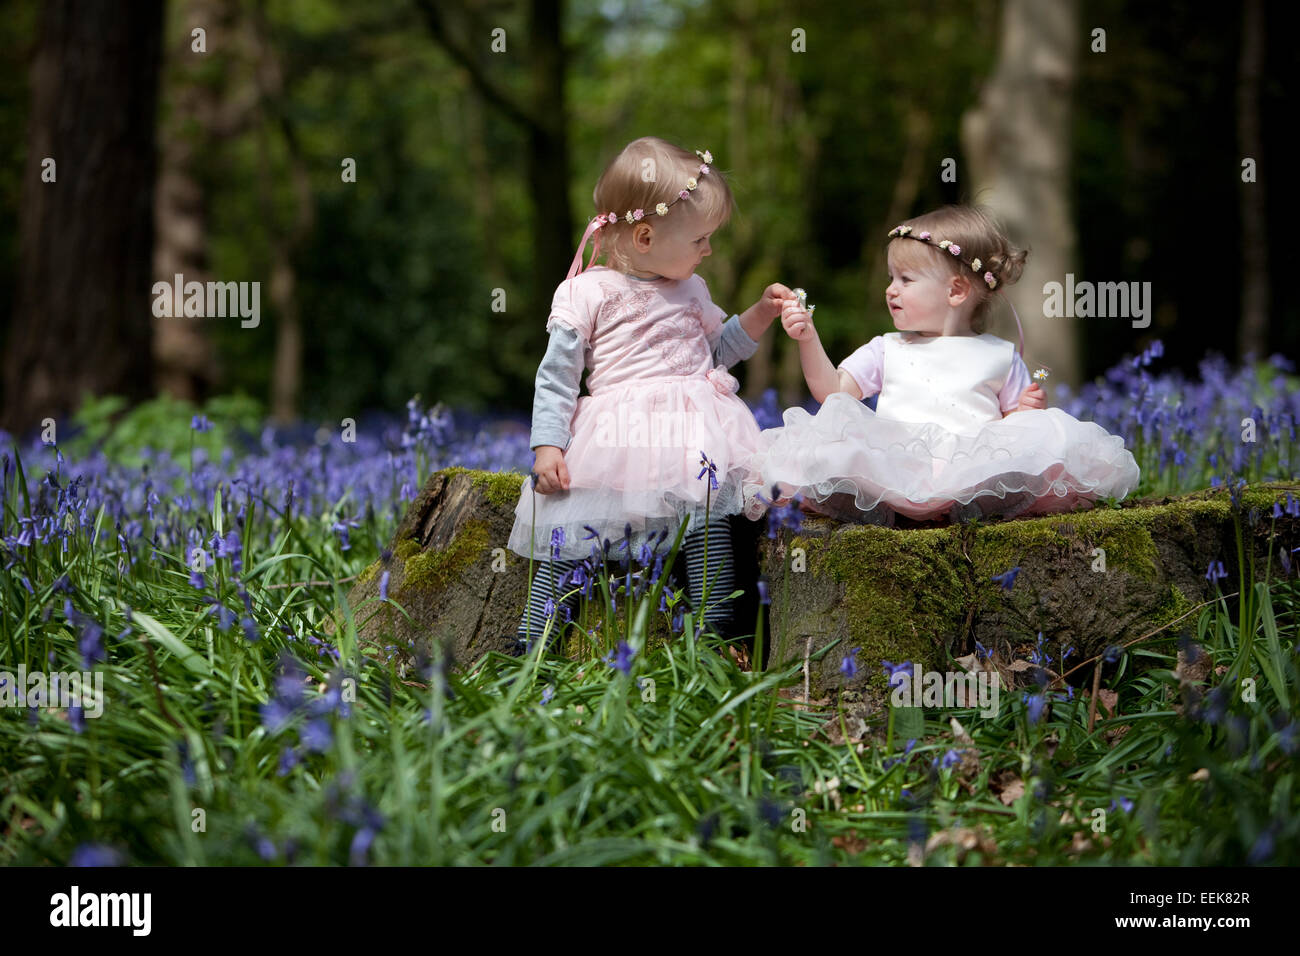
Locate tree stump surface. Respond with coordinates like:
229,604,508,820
340,468,1299,697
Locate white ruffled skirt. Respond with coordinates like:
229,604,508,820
741,392,1140,523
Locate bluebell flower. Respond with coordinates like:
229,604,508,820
975,640,992,661
1246,826,1276,864
840,647,859,678
350,825,379,866
697,451,719,491
68,704,85,734
549,527,566,559
541,685,555,705
940,748,961,769
300,718,333,753
1022,691,1047,724
190,414,213,433
1205,560,1228,583
757,796,782,828
379,570,390,601
756,577,770,605
1109,797,1134,813
882,660,913,685
604,641,636,674
69,844,125,867
991,566,1021,591
1103,644,1123,664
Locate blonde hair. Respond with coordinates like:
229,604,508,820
591,136,734,273
886,205,1028,333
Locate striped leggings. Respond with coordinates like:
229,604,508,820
517,518,734,640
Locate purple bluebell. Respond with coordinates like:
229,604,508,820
882,660,913,684
1205,560,1228,583
991,566,1021,591
69,844,125,867
1022,691,1046,724
840,647,859,678
605,640,636,674
300,718,333,753
696,451,719,491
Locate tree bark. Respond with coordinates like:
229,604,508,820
3,0,165,436
961,0,1080,387
152,0,233,404
1236,0,1268,362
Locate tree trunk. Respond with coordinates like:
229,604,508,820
961,0,1080,387
525,0,572,310
1236,0,1268,363
3,0,164,436
152,0,231,404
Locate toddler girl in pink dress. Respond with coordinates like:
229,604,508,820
744,204,1140,524
506,136,800,649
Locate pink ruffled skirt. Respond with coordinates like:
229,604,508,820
508,367,764,561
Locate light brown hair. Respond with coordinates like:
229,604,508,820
591,136,734,272
887,205,1028,333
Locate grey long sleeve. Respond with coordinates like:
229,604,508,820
530,314,758,451
529,323,586,451
712,314,760,368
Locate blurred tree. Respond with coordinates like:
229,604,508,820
1236,0,1267,362
416,0,572,333
962,0,1080,387
3,0,164,436
152,0,248,404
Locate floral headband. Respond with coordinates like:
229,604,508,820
887,225,998,290
566,150,715,280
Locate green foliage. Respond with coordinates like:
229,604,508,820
3,439,1298,865
62,392,264,471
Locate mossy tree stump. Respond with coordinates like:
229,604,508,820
762,484,1300,698
343,468,1299,693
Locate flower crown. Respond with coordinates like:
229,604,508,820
887,225,999,289
594,150,714,227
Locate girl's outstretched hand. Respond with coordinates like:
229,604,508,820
531,445,570,494
1015,383,1047,412
781,296,817,341
760,283,798,320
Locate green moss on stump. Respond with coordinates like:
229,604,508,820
440,467,526,510
395,520,491,596
357,561,382,586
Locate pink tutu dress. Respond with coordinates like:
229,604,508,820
508,267,764,561
742,331,1140,522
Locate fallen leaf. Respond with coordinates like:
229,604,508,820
1098,688,1119,717
832,829,869,854
991,770,1025,806
1189,767,1210,782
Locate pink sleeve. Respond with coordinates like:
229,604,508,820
692,275,728,345
838,337,886,398
545,276,594,343
999,351,1032,412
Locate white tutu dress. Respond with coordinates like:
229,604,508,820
742,331,1140,523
